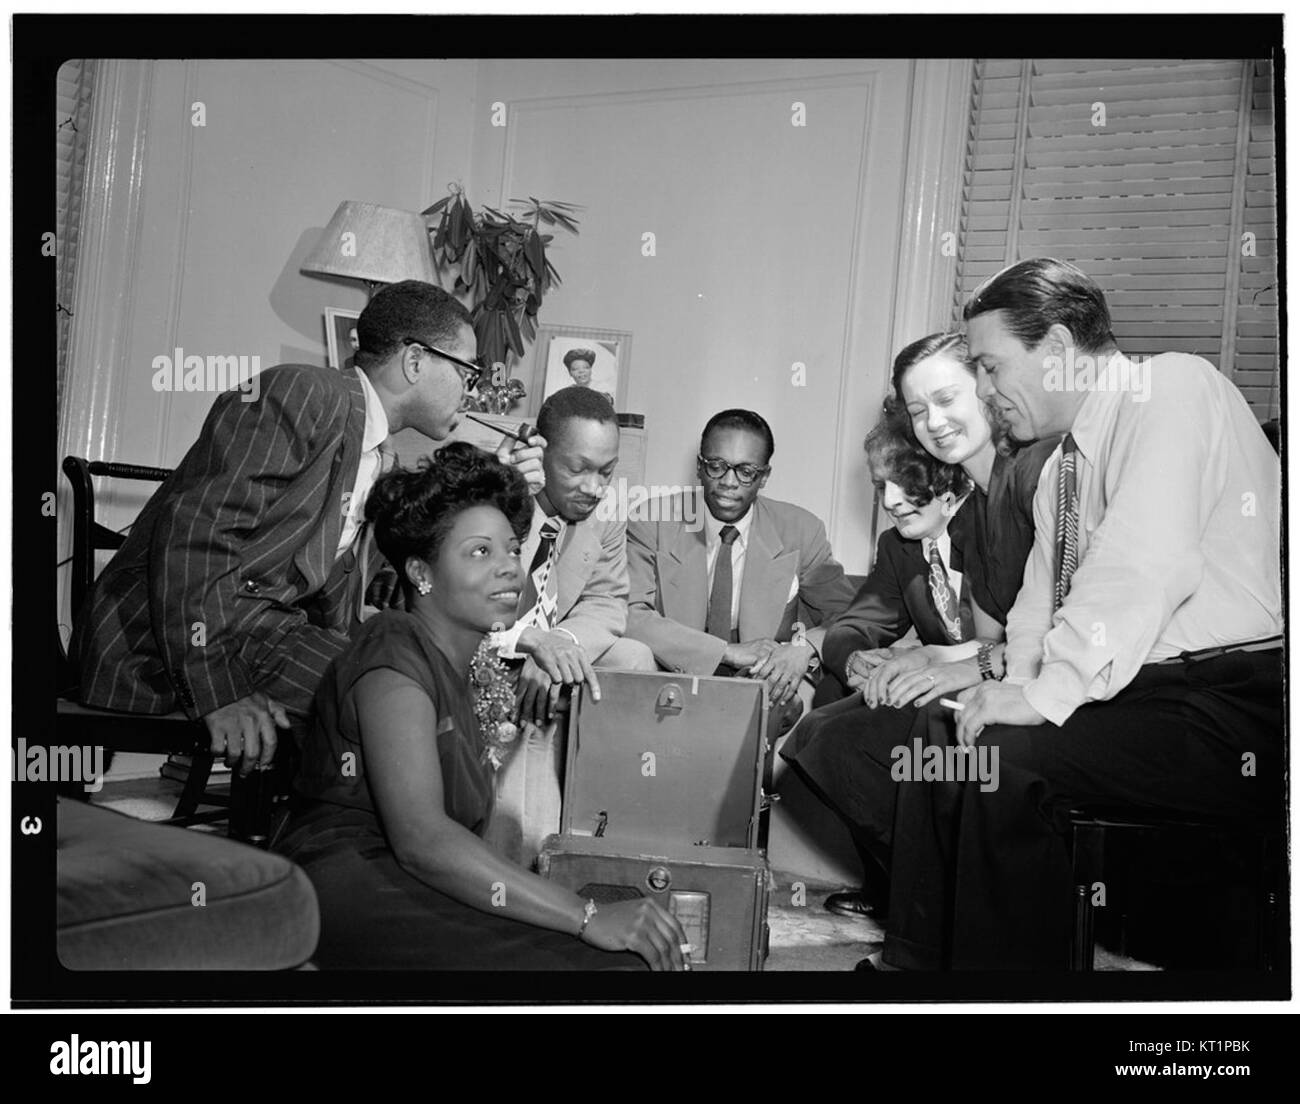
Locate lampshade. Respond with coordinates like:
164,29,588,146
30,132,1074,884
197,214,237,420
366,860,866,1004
300,200,437,288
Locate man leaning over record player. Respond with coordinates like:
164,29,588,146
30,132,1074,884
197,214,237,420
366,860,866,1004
624,409,857,735
483,385,656,866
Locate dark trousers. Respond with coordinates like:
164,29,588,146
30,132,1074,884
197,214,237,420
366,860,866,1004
785,649,1283,970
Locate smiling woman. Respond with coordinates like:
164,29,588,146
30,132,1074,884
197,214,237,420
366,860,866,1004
275,443,688,970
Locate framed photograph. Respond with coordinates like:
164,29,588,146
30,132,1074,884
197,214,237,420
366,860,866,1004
527,324,632,415
324,307,362,371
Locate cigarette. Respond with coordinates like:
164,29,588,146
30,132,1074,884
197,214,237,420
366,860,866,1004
940,698,965,711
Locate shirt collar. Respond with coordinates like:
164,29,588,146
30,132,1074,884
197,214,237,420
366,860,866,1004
704,503,753,548
531,499,567,540
356,368,390,453
924,530,952,567
1066,351,1129,465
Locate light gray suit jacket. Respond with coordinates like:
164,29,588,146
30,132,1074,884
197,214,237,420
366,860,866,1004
547,511,630,661
625,491,855,675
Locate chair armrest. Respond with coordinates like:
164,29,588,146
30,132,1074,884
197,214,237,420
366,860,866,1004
56,700,208,756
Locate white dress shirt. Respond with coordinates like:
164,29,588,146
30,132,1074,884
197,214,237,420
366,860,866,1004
1004,351,1281,726
704,506,755,635
336,368,390,558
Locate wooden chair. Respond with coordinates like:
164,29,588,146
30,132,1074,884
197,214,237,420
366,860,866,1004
1068,807,1285,972
57,456,281,846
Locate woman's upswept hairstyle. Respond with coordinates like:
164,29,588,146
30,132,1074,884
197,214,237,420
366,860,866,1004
364,442,533,584
962,257,1115,354
865,404,970,506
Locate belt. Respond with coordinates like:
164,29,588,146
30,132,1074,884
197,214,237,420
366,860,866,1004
1157,634,1283,666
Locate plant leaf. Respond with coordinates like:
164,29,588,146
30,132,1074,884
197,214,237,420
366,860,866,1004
523,231,546,279
422,196,452,216
504,307,524,357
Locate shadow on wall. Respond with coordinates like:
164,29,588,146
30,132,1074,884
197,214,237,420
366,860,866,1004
271,225,367,367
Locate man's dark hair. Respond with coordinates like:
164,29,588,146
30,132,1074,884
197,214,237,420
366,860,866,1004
962,257,1115,354
356,280,473,367
700,409,775,464
364,442,532,582
865,404,970,506
537,385,617,446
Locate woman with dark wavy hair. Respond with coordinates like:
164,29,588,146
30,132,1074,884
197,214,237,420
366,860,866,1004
276,443,688,970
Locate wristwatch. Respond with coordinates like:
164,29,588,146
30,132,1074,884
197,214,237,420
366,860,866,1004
977,642,1003,682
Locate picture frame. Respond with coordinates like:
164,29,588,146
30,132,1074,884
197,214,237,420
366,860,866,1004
526,324,632,416
324,307,362,372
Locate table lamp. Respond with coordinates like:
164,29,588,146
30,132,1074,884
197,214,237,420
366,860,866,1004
300,200,437,298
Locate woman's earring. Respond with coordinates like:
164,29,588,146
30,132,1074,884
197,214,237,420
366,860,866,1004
416,580,432,596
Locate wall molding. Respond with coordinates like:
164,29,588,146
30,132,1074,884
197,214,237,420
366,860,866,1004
890,57,974,353
490,65,896,553
326,60,441,202
869,57,973,548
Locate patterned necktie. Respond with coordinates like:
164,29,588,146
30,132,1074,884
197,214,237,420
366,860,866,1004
925,538,964,643
706,525,740,640
1053,433,1080,612
518,517,563,632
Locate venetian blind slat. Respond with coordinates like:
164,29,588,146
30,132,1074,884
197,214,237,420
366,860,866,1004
950,56,1279,420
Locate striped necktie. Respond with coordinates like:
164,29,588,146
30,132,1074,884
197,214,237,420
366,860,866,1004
518,517,563,632
925,538,963,643
1053,433,1080,612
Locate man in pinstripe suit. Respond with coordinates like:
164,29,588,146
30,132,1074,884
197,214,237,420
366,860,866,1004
75,281,544,775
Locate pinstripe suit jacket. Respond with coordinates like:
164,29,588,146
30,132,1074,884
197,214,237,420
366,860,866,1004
75,365,374,720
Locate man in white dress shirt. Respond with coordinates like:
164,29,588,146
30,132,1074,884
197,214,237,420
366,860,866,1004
868,257,1282,972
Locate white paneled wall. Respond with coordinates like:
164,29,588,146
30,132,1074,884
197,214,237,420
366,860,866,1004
60,58,967,649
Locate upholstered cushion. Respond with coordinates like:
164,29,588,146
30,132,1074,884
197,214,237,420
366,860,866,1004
57,799,318,970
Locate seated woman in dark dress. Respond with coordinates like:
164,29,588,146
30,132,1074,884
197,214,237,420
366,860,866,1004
276,443,688,970
783,332,1058,929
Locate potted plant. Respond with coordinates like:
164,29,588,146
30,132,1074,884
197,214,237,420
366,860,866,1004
424,185,581,409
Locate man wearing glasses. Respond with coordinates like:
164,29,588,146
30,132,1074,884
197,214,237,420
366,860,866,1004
77,280,545,777
625,409,855,715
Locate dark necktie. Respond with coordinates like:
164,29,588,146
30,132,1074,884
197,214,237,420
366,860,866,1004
519,517,563,631
706,524,740,640
925,538,964,643
1053,433,1079,612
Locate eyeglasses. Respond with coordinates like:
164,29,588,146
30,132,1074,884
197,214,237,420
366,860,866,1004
403,338,484,392
697,456,770,485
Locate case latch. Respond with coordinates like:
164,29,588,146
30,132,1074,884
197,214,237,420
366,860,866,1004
655,683,685,716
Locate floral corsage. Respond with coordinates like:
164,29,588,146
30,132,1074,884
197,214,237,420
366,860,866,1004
470,638,518,771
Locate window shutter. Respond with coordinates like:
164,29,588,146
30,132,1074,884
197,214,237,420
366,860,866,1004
56,59,96,415
1234,59,1278,418
952,58,1279,420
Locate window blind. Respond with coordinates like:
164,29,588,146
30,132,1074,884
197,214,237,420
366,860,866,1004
56,59,96,416
952,58,1279,420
